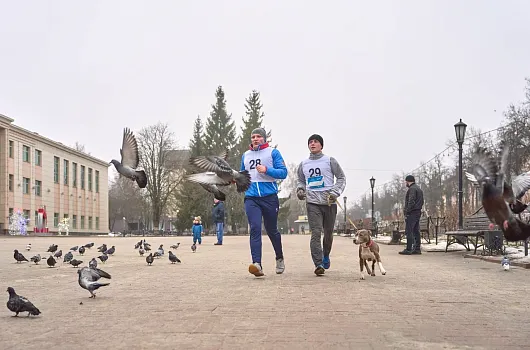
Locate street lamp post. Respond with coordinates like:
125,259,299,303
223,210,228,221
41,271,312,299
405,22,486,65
370,177,376,237
454,119,467,230
343,196,347,234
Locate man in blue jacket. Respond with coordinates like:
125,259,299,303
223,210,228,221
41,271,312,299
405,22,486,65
241,128,288,277
212,198,225,245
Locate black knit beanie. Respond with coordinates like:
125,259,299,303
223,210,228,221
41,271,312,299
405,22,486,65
405,175,415,182
250,128,267,142
308,134,324,148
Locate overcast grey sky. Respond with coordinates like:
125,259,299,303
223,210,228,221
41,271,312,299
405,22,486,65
1,0,530,203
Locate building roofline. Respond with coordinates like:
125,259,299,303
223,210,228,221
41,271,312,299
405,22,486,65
1,113,110,168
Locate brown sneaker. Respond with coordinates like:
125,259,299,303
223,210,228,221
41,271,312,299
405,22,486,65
248,263,264,277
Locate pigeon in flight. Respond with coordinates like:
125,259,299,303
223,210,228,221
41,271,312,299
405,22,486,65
110,127,148,189
187,149,251,194
6,287,41,317
77,267,111,298
185,172,228,201
468,147,530,241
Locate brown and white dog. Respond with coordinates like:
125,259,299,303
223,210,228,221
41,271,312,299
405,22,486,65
352,229,387,280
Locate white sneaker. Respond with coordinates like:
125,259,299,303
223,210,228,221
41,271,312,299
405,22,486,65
248,262,264,277
275,258,285,274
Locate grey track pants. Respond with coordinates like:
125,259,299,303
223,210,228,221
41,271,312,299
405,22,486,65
307,202,338,266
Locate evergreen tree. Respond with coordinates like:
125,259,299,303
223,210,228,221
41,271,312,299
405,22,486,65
189,115,204,157
237,90,265,156
203,86,237,157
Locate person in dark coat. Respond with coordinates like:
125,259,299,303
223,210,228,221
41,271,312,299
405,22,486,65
212,198,225,245
399,175,424,255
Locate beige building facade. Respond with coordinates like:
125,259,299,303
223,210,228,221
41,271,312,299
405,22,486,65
0,114,109,234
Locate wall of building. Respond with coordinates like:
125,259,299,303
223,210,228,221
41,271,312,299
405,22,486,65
0,114,109,233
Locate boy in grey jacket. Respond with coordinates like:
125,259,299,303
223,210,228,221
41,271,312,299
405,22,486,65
296,134,346,275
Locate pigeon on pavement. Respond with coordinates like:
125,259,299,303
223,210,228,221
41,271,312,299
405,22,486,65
110,127,148,189
77,267,111,298
6,287,41,317
13,250,28,263
168,251,181,264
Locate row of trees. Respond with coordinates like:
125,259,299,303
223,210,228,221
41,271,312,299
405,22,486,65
108,86,304,233
346,78,530,231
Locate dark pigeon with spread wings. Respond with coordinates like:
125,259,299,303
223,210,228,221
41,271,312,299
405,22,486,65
77,266,111,298
468,146,530,241
110,128,148,189
6,287,41,317
186,149,251,194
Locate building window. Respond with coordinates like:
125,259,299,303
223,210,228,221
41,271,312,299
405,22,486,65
81,165,85,189
63,213,69,222
9,140,14,158
64,160,69,185
72,215,77,229
54,157,60,183
81,216,85,229
89,216,93,229
9,208,13,217
34,180,42,196
22,177,30,194
23,210,30,224
72,162,77,187
96,217,99,230
8,174,13,191
35,149,42,166
88,168,93,191
34,210,38,222
22,145,30,162
54,213,59,227
95,170,99,193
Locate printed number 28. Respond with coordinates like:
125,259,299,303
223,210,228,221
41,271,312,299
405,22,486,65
250,159,262,170
309,168,321,177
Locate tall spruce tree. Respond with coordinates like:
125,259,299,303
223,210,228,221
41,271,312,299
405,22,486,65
189,115,205,157
237,90,264,156
203,86,237,157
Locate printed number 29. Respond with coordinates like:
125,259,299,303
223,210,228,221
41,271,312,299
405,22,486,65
309,168,321,177
249,159,262,170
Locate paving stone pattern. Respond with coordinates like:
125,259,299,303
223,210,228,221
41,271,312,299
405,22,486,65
0,235,528,349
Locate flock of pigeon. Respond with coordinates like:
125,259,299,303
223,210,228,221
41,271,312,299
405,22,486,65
6,127,254,318
466,142,530,241
7,238,184,317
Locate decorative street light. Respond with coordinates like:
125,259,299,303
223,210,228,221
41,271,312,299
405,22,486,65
370,177,376,236
343,196,347,234
454,119,467,230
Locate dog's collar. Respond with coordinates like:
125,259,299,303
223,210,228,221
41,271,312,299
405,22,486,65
363,238,374,248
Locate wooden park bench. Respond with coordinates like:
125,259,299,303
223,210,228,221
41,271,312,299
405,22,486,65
391,215,431,244
444,210,499,254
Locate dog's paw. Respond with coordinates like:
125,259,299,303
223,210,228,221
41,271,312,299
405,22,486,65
370,273,376,277
381,271,387,275
360,273,365,280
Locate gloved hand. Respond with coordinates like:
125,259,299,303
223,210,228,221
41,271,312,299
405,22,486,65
327,192,338,205
297,188,306,200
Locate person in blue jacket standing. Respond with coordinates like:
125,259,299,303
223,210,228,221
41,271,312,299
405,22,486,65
241,128,288,277
191,216,203,245
212,198,225,245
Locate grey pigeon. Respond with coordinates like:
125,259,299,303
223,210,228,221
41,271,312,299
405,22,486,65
30,254,41,265
47,255,56,268
110,127,148,189
70,246,78,251
6,287,41,317
47,244,58,253
70,259,83,268
170,243,180,250
84,242,94,249
63,251,74,263
146,253,154,265
97,244,107,253
105,246,115,255
138,248,145,256
54,250,63,259
98,255,108,263
168,251,181,264
89,258,98,269
191,243,196,253
186,149,251,193
13,249,28,263
78,246,86,255
153,251,161,259
77,266,111,298
186,172,227,201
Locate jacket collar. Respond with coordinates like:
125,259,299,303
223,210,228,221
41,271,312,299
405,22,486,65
249,142,270,151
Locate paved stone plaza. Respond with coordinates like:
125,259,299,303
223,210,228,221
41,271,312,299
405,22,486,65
0,234,528,349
